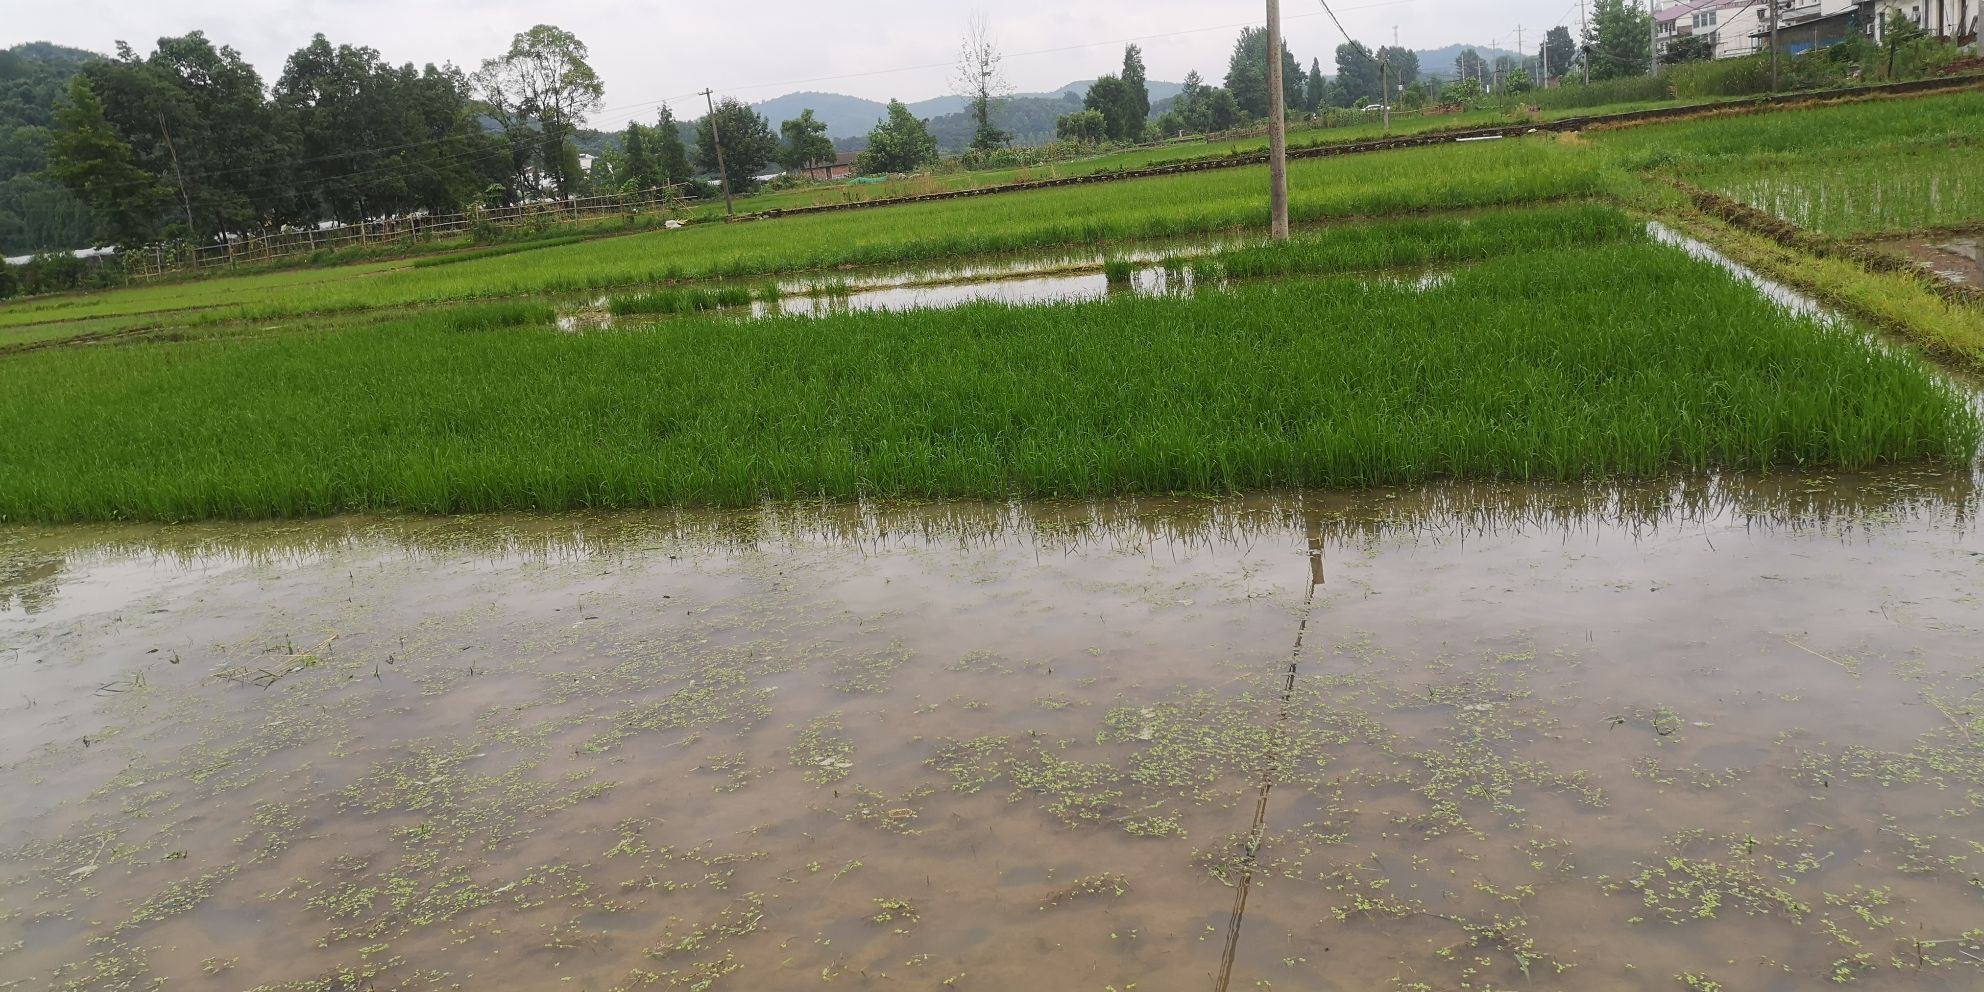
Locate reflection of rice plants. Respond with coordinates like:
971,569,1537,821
607,286,753,316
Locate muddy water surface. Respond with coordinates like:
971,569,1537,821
3,474,1983,992
1879,235,1984,289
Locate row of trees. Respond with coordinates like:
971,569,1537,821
41,25,626,251
1054,28,1440,146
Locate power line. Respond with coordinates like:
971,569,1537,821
593,0,1422,128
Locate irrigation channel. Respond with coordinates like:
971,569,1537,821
551,222,1787,331
5,464,1984,992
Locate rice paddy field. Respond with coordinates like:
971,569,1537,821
1593,89,1984,238
3,80,1983,992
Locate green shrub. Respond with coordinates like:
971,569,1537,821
1529,75,1671,110
1667,55,1773,99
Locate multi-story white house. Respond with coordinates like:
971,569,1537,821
1758,0,1869,53
1858,0,1979,45
1656,0,1773,60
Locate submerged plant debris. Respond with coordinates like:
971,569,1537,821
3,475,1983,990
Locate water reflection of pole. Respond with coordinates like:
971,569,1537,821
1213,515,1324,992
1307,515,1324,590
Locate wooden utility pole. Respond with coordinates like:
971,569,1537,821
1265,0,1289,241
156,113,199,268
1769,0,1780,91
700,89,734,217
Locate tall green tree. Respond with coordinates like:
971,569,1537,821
619,121,659,190
45,75,164,246
1120,44,1150,132
1082,74,1140,142
1225,27,1304,118
653,105,695,190
856,99,937,173
1377,46,1419,90
1205,88,1241,130
1178,70,1209,131
276,36,505,220
1303,58,1326,112
779,109,835,173
79,33,296,240
694,97,778,193
1545,26,1577,80
1586,0,1653,80
1334,44,1380,106
473,25,605,194
1454,48,1488,86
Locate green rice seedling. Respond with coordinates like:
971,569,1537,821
607,290,689,316
608,286,752,316
1102,258,1134,286
411,235,589,269
0,240,1973,523
1188,257,1220,292
757,283,783,303
1595,90,1984,235
444,302,556,332
1211,203,1644,280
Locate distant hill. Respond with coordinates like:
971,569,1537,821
750,91,890,142
1413,44,1528,79
752,80,1185,142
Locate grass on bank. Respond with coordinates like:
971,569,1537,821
0,235,1973,523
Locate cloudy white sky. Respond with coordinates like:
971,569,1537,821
11,0,1582,126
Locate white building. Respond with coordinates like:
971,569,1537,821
1859,0,1980,44
1656,0,1773,59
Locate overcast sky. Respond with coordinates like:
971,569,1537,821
10,0,1582,127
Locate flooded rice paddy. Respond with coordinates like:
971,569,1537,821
1878,236,1984,289
4,472,1984,992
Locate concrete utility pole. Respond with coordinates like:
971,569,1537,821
1650,0,1660,77
1381,51,1391,134
1265,0,1289,241
1580,0,1592,83
700,89,734,217
1769,0,1780,91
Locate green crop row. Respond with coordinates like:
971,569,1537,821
0,238,1971,523
1210,203,1645,278
608,286,755,316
